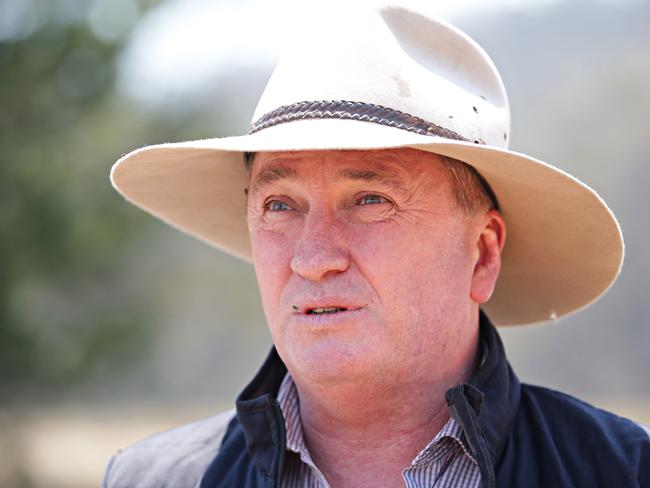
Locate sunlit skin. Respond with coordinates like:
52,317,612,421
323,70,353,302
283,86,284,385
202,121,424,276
246,148,506,488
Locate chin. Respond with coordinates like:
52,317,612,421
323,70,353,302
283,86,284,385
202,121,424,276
284,339,378,387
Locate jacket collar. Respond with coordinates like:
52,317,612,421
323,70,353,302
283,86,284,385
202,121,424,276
235,311,520,487
471,311,522,462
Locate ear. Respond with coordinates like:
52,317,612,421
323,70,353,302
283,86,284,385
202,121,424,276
470,209,507,304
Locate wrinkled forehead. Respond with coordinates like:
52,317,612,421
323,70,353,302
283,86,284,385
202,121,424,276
246,148,448,191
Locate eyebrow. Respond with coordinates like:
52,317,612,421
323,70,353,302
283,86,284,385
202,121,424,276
251,165,298,193
250,164,409,194
337,168,409,193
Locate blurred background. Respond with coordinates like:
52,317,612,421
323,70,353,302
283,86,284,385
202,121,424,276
0,0,648,486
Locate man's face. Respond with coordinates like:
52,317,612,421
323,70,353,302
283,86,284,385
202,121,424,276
247,148,490,388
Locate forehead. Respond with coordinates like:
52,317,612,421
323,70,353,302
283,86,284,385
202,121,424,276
249,148,448,191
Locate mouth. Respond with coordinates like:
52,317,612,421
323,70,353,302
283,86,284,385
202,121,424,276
306,306,348,315
291,302,365,326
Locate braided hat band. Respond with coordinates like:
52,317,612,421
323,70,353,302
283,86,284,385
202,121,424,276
249,100,485,145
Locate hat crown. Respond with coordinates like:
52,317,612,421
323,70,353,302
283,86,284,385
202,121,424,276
252,4,511,148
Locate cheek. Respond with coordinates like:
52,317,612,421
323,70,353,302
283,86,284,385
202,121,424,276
353,217,471,281
250,228,293,319
350,220,474,327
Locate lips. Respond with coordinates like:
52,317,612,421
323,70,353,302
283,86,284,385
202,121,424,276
307,306,348,315
290,301,366,327
292,298,361,316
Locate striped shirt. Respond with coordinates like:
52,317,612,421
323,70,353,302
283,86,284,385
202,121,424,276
277,373,481,487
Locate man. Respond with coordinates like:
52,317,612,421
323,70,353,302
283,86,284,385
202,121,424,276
104,4,649,488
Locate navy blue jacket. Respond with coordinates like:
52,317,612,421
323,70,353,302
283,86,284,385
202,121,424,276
200,313,650,488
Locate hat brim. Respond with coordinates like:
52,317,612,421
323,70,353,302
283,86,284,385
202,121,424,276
111,118,624,326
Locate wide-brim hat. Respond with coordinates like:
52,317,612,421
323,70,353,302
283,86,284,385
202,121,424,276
110,4,623,326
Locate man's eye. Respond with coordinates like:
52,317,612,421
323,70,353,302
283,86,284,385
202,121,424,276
265,200,291,211
358,194,388,205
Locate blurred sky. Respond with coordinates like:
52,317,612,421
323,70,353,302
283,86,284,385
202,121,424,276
118,0,567,106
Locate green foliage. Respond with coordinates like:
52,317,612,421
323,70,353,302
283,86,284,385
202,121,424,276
0,0,165,400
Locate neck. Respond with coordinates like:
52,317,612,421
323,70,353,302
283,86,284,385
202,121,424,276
290,322,480,488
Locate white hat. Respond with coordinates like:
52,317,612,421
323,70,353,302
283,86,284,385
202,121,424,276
110,4,624,326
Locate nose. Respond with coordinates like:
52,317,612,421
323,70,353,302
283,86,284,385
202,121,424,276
290,208,351,282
